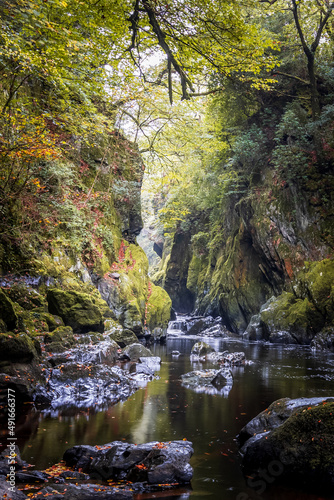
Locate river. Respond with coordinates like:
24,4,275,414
15,335,334,500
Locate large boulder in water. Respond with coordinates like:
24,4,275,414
239,397,334,493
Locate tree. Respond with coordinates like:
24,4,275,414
261,0,334,120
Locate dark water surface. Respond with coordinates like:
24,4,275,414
12,338,334,499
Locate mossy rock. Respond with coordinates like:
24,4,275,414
0,289,18,331
301,259,334,321
47,288,104,333
17,310,50,336
242,402,334,491
260,292,324,344
2,283,47,310
122,343,153,360
310,327,334,351
0,333,39,362
191,341,215,357
44,325,74,345
104,318,123,334
41,313,64,331
109,329,138,348
146,283,172,331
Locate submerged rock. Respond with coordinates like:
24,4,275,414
238,396,334,492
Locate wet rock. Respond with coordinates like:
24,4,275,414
15,470,51,483
238,396,334,448
68,338,119,365
47,288,105,333
58,470,90,480
109,329,138,348
0,373,33,401
34,483,132,499
0,288,18,330
186,316,214,335
0,480,27,499
190,341,215,357
34,364,137,410
122,343,153,361
181,368,233,396
138,356,161,369
0,445,27,475
200,317,230,337
311,327,334,351
64,440,194,486
222,351,246,366
151,327,166,341
0,333,39,363
239,397,334,492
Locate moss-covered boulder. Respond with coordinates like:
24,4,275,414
191,341,215,357
17,310,50,336
146,283,172,331
2,283,47,310
240,398,334,492
296,259,334,322
0,289,18,331
122,343,153,361
47,288,105,333
109,329,138,348
44,325,75,346
258,292,323,344
0,333,39,362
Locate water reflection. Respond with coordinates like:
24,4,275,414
6,337,334,500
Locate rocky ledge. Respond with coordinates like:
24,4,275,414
238,396,334,493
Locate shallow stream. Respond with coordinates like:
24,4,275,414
12,336,334,499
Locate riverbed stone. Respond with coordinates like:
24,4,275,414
122,343,153,360
0,480,27,499
34,483,132,499
110,329,138,347
239,397,334,492
190,341,215,357
181,368,233,391
63,440,194,485
0,333,39,362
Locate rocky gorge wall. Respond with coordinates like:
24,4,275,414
0,130,172,372
154,167,334,348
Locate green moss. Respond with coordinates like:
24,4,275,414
260,292,323,342
44,325,74,345
47,288,105,333
0,333,39,362
2,283,47,310
0,289,18,331
16,310,50,336
271,402,334,469
146,283,172,330
110,328,138,347
301,259,334,321
186,255,203,293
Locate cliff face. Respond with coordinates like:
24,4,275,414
161,167,334,344
0,131,171,340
